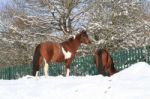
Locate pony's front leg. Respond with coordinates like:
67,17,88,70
65,63,71,77
65,67,70,77
65,58,74,77
43,58,49,77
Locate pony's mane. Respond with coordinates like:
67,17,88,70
61,35,75,44
68,37,74,41
62,30,84,43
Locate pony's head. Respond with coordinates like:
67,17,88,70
78,30,92,44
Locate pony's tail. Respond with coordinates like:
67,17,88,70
97,49,104,74
32,44,41,76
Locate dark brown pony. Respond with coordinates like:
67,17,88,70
95,48,117,76
32,30,91,77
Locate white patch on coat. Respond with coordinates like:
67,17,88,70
62,47,72,59
43,58,49,77
66,69,70,77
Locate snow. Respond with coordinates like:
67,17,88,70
0,62,150,99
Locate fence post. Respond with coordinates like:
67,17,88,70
143,46,148,62
8,67,11,80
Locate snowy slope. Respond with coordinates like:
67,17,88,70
0,62,150,99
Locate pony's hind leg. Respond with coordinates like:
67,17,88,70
66,68,70,77
35,57,43,79
43,58,49,77
35,71,39,79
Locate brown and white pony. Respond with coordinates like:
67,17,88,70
32,30,91,77
95,48,117,76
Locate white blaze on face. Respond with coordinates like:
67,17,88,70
62,47,72,59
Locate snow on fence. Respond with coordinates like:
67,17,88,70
0,47,150,79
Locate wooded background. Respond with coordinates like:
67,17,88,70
0,0,150,67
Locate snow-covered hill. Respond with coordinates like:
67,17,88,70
0,62,150,99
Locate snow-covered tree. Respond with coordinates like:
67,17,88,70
87,0,150,52
0,0,91,66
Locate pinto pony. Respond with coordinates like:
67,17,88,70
32,30,91,77
95,48,117,76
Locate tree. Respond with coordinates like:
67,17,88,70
87,0,150,52
43,0,89,35
0,0,91,66
10,0,90,35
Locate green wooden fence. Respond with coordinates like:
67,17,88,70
0,47,150,79
112,46,150,71
0,55,98,79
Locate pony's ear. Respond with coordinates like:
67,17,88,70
78,27,86,34
80,29,86,34
80,27,86,32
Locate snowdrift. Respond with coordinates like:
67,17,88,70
0,62,150,99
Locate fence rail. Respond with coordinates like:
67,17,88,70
1,47,150,79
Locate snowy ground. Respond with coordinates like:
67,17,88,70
0,62,150,99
